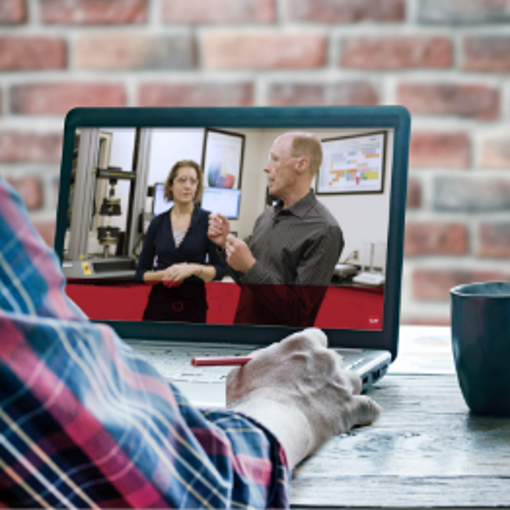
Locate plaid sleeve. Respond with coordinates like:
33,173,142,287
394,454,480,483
0,177,87,321
0,176,290,509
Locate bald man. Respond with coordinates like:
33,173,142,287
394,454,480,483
208,131,344,327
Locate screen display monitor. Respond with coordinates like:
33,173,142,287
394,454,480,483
201,187,241,219
152,182,173,216
56,107,410,354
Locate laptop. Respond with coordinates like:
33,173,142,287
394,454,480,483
55,106,410,407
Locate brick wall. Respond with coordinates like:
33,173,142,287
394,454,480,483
1,0,509,325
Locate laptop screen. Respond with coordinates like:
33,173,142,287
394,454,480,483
56,107,410,356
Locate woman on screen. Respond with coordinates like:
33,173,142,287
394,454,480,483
136,160,225,322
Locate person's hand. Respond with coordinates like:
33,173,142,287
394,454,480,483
161,263,192,287
225,234,256,274
227,328,382,468
208,213,230,250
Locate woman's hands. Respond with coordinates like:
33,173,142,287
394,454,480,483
143,263,216,286
161,263,197,286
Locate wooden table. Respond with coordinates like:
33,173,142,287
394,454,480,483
290,327,510,509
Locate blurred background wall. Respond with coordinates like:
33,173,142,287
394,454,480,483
1,0,509,325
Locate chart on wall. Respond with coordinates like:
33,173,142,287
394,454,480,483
317,131,386,195
202,128,245,189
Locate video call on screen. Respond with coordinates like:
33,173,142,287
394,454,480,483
63,126,393,331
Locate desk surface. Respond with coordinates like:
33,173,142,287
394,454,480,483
290,327,510,509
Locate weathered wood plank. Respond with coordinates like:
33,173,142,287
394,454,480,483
290,476,510,508
290,375,510,508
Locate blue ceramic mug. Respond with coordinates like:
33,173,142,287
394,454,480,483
451,281,510,416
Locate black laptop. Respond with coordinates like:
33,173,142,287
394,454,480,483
55,106,410,407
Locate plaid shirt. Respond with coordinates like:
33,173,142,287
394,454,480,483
0,176,290,509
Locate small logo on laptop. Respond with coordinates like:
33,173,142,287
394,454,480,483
369,317,380,325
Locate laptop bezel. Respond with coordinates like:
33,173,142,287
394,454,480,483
55,105,410,361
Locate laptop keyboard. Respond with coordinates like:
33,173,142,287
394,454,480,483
128,341,366,384
128,341,256,383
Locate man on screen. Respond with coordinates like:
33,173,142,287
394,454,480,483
208,131,344,326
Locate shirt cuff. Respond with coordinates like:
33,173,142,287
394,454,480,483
240,260,267,284
234,411,291,509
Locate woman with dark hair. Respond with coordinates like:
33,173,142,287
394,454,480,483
136,160,225,322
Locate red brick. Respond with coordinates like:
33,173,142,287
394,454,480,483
401,316,451,326
413,269,507,301
398,83,499,120
407,177,421,209
75,34,195,70
0,36,65,70
10,83,125,115
419,0,510,24
410,132,470,169
341,37,452,69
33,220,56,247
162,0,275,23
40,0,147,24
0,0,26,23
479,222,510,258
481,137,510,169
0,132,62,162
5,176,43,210
463,36,510,72
433,176,510,212
267,81,378,106
203,32,326,69
286,0,405,23
138,83,254,107
405,223,468,256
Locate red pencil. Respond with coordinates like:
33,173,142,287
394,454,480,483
191,356,252,367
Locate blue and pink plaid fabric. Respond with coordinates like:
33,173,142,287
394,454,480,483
0,176,289,508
